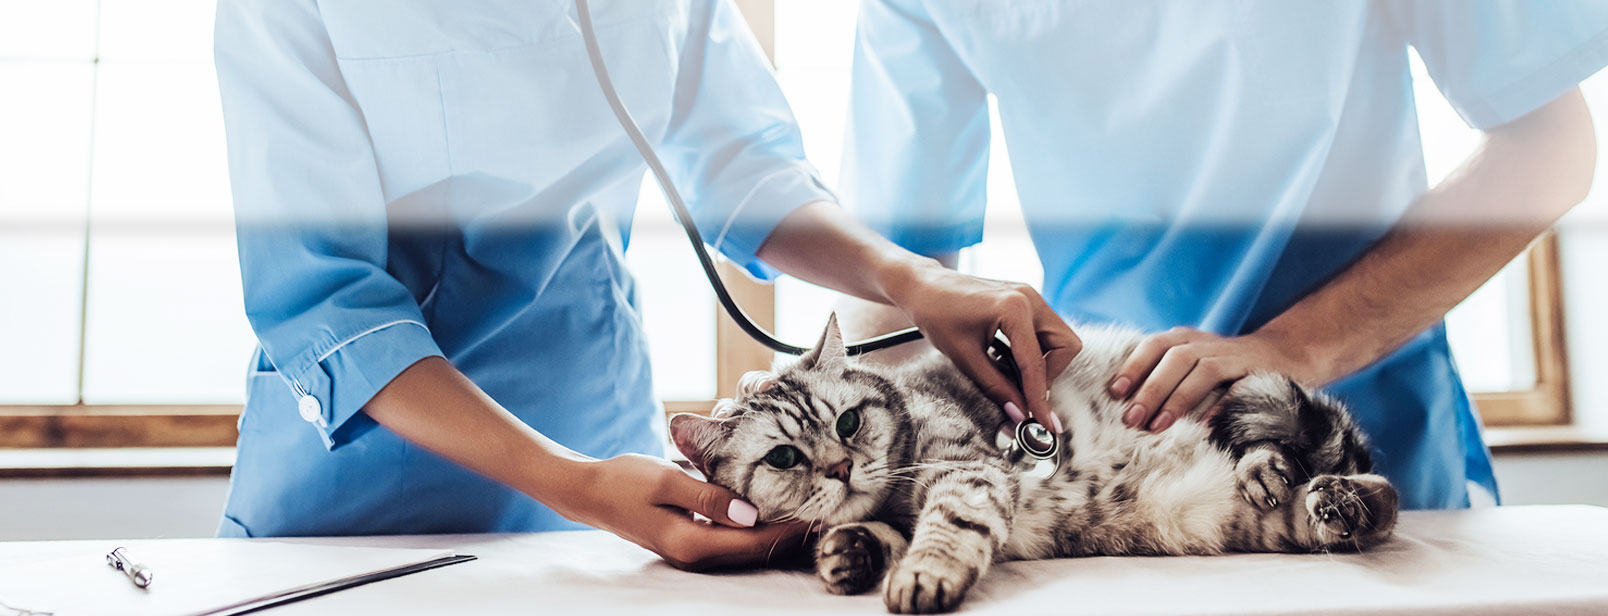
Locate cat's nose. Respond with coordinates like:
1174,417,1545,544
825,459,853,483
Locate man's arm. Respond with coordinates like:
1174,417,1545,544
1117,88,1596,432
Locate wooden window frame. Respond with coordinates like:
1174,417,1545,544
1470,233,1572,427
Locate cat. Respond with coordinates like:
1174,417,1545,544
670,315,1399,614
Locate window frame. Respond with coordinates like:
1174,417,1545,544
1470,233,1572,427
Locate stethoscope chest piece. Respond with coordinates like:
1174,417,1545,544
1000,419,1060,479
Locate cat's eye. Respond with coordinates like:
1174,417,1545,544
763,445,802,469
835,408,861,439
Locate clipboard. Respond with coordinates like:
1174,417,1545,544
206,553,475,616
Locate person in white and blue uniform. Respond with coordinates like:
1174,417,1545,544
213,0,1078,569
841,0,1604,509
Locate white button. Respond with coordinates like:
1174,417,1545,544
298,395,323,423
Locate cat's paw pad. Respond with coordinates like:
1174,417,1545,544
883,552,978,614
1236,447,1295,510
1305,474,1399,549
816,525,885,596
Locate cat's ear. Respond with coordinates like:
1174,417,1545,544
736,370,778,399
669,412,730,477
798,313,848,371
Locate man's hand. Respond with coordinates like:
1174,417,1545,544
1108,327,1320,432
884,262,1082,431
565,454,811,572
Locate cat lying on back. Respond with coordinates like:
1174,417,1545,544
671,316,1399,614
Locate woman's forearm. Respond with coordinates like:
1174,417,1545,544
359,356,595,519
756,201,943,307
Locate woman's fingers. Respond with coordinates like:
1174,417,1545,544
1037,303,1083,381
657,516,812,572
939,335,1030,418
1000,312,1059,433
652,467,758,528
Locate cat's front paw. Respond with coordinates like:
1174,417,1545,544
816,525,886,595
883,551,978,614
1236,446,1295,510
1305,474,1398,549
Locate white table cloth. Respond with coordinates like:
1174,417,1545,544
1,505,1604,615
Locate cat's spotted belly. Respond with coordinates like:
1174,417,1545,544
1002,418,1244,560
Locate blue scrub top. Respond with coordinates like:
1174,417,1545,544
214,0,833,537
845,0,1608,509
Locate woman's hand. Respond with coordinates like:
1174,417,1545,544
754,201,1080,431
559,454,810,572
1108,327,1323,432
884,262,1082,432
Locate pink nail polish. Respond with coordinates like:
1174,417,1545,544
1148,411,1175,433
1049,413,1064,434
1109,376,1131,398
1123,404,1145,427
1004,402,1027,424
728,499,758,527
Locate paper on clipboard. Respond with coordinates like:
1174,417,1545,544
0,540,471,616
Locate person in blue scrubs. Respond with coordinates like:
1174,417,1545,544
839,0,1604,509
213,0,1080,570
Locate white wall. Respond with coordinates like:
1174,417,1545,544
0,452,1603,541
0,477,228,541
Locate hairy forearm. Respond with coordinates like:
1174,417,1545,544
360,356,595,519
1256,89,1596,384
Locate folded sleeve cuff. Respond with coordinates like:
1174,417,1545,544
704,166,838,282
283,320,444,450
1459,26,1608,129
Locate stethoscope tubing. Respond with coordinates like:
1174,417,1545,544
572,0,922,357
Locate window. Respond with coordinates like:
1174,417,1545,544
1,1,248,448
0,1,1584,453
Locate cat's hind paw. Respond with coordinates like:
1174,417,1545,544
816,525,886,596
1305,474,1398,550
1236,446,1295,510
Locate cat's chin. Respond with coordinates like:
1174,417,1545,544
815,490,882,526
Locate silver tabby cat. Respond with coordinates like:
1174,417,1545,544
671,316,1399,614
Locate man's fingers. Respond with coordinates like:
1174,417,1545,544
1111,335,1172,400
1153,359,1236,432
654,469,758,529
1125,346,1197,430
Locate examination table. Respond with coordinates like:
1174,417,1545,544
0,505,1603,615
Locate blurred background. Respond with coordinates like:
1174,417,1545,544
3,0,1607,540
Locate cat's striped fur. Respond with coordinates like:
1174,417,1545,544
671,316,1398,614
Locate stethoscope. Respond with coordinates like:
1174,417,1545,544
570,0,1059,476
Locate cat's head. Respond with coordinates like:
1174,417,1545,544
669,315,910,526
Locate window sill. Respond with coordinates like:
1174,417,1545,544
0,425,1599,480
1486,426,1608,455
0,447,235,479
